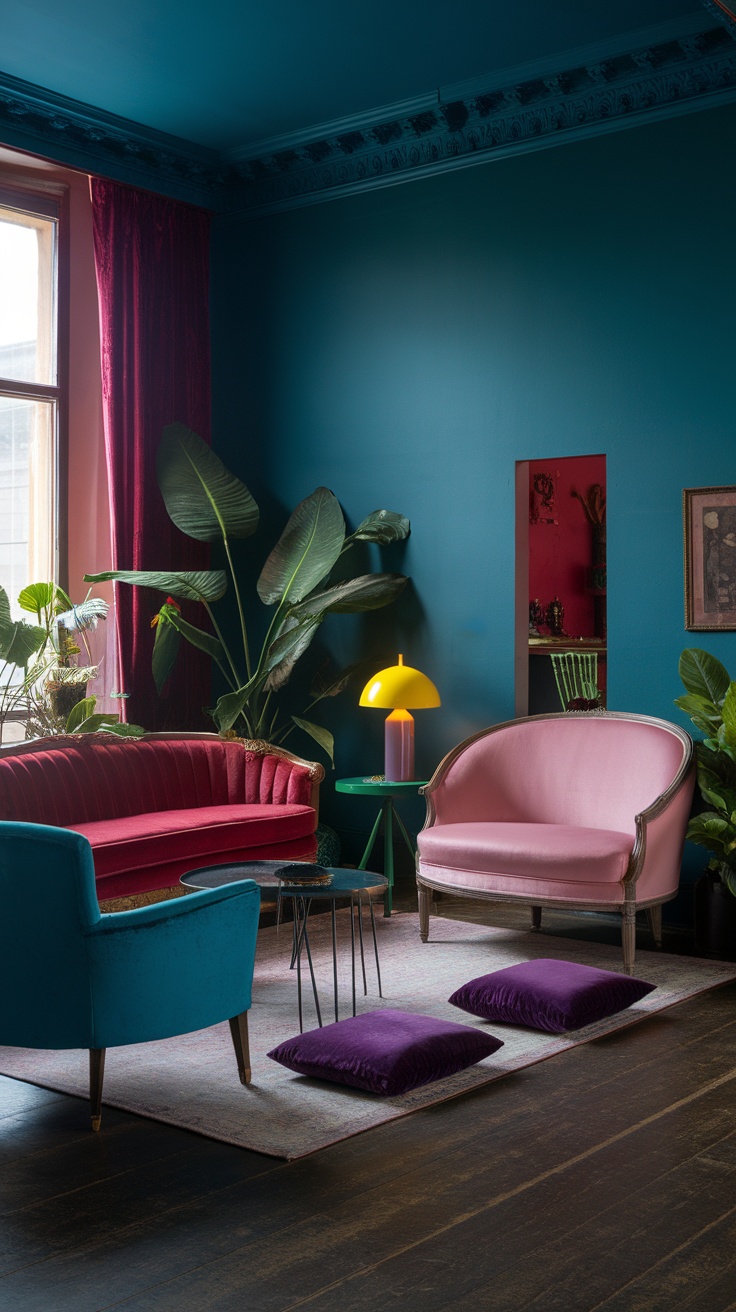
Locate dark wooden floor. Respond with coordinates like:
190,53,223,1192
2,893,736,1312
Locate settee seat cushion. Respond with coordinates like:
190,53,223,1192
69,803,315,879
418,821,634,903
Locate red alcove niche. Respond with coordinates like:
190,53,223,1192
528,454,606,639
516,454,607,716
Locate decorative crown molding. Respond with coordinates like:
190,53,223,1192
0,71,223,207
223,24,736,217
0,21,735,214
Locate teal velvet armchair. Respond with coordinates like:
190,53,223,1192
0,823,261,1129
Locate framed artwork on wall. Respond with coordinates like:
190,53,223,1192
683,486,736,630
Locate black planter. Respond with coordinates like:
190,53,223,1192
694,871,736,959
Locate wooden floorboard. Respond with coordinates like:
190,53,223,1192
1,902,735,1311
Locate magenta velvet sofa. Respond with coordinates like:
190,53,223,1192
0,732,324,901
417,711,695,973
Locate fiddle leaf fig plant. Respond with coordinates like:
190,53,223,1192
87,424,410,763
676,647,736,896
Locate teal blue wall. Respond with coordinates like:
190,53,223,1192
212,103,736,884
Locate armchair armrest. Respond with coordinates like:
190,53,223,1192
83,881,261,1049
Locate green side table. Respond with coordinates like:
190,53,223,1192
335,776,428,917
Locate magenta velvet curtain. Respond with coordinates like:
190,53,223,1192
91,178,212,730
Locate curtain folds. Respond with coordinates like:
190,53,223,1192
91,179,212,730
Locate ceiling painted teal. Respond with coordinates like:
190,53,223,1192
0,0,710,151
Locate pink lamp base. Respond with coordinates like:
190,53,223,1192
385,710,415,781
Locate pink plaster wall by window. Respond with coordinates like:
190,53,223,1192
528,454,606,639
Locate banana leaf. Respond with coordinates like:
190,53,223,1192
152,611,182,694
291,716,334,766
163,610,224,663
288,573,407,619
263,614,324,692
85,569,227,604
309,660,370,700
348,509,410,545
157,424,259,544
257,487,345,606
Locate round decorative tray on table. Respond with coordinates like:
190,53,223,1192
276,863,333,886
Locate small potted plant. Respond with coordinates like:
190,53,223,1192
675,647,736,957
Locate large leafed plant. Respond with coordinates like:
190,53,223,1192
87,425,409,763
675,647,736,895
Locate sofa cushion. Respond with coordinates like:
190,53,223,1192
69,804,315,878
267,1008,504,1095
449,958,656,1033
418,821,634,888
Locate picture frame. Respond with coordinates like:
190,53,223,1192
683,486,736,631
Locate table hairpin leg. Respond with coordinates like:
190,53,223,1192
331,900,339,1023
356,896,367,995
350,900,357,1016
368,895,383,998
293,897,322,1032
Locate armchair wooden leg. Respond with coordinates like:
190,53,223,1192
531,906,542,931
622,904,637,976
89,1048,106,1132
646,904,663,949
229,1012,252,1086
418,883,431,943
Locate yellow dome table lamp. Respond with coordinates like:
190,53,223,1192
359,654,441,782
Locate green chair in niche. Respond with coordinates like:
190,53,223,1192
0,823,260,1129
550,651,600,711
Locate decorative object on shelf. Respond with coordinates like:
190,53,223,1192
546,595,565,637
88,425,410,765
529,472,557,524
529,598,545,635
675,649,736,948
683,486,736,631
572,481,607,639
550,651,600,712
359,655,440,783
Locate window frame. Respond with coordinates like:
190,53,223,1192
0,178,70,591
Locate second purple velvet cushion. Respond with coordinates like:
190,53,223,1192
449,958,656,1033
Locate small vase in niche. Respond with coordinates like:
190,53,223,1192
546,596,565,637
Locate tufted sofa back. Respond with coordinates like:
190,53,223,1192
0,734,318,827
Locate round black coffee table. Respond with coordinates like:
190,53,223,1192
181,862,388,1031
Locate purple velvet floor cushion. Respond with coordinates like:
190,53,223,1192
449,958,656,1034
267,1008,503,1095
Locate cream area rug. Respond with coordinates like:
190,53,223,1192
2,911,735,1160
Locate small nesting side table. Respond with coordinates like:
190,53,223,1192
335,776,428,917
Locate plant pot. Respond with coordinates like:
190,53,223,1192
693,870,736,959
46,681,88,723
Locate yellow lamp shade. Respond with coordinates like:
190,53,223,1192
359,654,441,710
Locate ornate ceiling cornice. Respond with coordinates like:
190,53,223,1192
224,24,736,217
0,22,735,214
0,71,223,207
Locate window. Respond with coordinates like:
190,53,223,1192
0,184,65,610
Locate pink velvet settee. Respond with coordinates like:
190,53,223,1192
0,733,324,902
416,712,695,973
